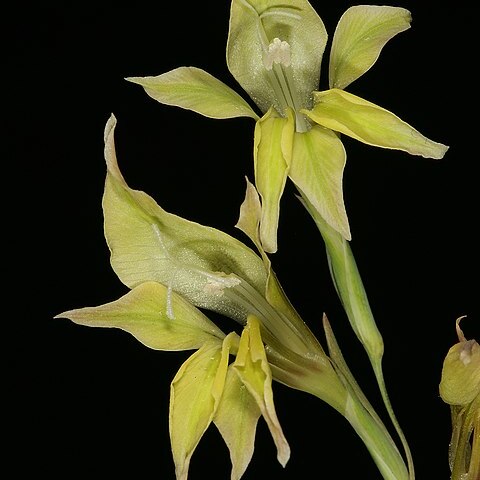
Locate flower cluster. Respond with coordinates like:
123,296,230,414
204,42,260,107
56,2,450,479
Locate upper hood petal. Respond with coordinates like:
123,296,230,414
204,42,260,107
329,5,411,90
227,0,327,114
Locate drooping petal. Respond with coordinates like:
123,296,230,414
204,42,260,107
305,89,449,159
227,0,327,114
233,315,290,467
55,281,225,351
127,67,259,120
253,107,294,253
329,6,411,90
102,115,268,323
170,337,232,480
288,124,351,240
213,365,261,480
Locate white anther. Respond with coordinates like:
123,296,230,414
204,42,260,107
263,38,291,70
203,273,241,296
459,340,475,365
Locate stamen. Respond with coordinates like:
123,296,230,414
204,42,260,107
224,278,313,356
263,38,291,70
262,38,310,132
201,271,241,296
460,340,475,365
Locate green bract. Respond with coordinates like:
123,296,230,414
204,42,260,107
127,1,448,252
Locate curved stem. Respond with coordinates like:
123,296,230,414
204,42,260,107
267,338,409,480
372,360,415,480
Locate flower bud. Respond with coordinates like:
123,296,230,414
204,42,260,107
439,316,480,406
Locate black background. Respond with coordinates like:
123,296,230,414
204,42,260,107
11,2,478,479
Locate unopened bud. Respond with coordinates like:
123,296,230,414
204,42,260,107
439,316,480,406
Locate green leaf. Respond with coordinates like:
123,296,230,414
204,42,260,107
233,315,290,467
253,107,294,253
329,6,411,90
289,124,350,240
127,67,259,120
170,336,233,480
305,88,449,159
214,365,261,480
55,281,225,351
102,115,268,323
227,0,327,114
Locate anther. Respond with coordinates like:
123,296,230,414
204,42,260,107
263,38,291,70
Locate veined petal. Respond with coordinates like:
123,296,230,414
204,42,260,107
170,336,232,480
103,115,268,323
236,178,324,355
289,125,351,240
254,107,294,253
305,89,449,159
227,0,327,113
213,365,261,480
233,315,290,467
127,67,259,120
55,281,225,351
329,6,411,90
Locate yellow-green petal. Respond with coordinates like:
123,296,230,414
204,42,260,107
102,115,268,323
213,365,261,480
170,337,232,480
127,67,258,120
55,281,225,351
233,315,290,467
254,107,294,253
289,125,351,240
306,89,449,159
329,6,411,90
227,0,327,114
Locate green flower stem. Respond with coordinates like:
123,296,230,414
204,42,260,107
273,351,409,480
298,190,415,480
342,391,409,480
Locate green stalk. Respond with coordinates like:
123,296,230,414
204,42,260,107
266,342,409,480
298,191,415,480
342,391,409,480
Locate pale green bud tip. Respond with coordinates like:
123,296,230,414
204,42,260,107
263,38,291,71
439,316,480,406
